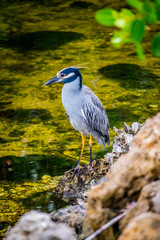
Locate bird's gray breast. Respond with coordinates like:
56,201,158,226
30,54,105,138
61,84,90,135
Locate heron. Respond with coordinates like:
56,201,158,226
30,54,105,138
44,67,110,178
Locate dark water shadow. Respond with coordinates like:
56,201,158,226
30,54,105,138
0,100,12,108
0,31,84,51
70,0,97,9
0,0,63,6
0,108,53,123
99,64,159,89
0,154,75,181
20,191,68,214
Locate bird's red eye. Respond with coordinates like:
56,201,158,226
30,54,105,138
61,73,65,78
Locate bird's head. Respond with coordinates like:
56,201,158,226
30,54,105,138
44,67,82,86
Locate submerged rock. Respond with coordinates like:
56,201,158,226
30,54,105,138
83,113,160,239
5,210,76,240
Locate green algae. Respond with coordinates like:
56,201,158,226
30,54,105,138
0,0,160,237
0,175,63,236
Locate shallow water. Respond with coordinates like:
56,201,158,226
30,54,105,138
0,0,160,237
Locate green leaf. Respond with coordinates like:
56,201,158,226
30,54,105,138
121,8,134,18
131,19,145,42
142,2,157,23
156,7,160,21
152,32,160,57
95,9,118,26
135,42,145,60
154,0,160,7
115,19,126,28
112,35,123,46
127,0,143,11
111,30,131,47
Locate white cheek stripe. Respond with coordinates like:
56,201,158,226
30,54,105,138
81,108,89,124
64,72,75,79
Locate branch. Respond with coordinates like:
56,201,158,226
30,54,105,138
84,211,128,240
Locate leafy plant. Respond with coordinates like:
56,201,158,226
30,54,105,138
95,0,160,59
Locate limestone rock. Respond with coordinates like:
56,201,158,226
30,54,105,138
39,223,76,240
120,180,160,230
51,204,86,235
55,122,143,203
83,113,160,239
105,122,143,167
55,158,110,202
118,212,160,240
5,210,76,240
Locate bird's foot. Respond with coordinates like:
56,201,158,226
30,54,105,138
84,164,95,179
70,164,81,180
65,163,95,182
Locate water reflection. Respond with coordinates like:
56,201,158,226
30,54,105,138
0,154,75,181
21,191,67,213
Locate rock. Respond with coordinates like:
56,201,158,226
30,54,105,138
55,158,110,202
120,180,160,230
55,121,143,205
118,212,160,240
131,122,139,134
105,122,143,167
83,113,160,239
152,190,160,213
55,122,143,203
51,204,86,235
39,223,76,240
5,210,76,240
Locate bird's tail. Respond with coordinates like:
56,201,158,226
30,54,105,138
98,134,110,147
105,132,110,146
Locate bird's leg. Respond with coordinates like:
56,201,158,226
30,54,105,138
71,133,86,180
89,134,92,166
78,133,86,166
85,134,95,177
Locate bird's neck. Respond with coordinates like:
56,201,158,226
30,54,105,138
63,76,83,93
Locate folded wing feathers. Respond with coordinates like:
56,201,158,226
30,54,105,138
82,88,109,137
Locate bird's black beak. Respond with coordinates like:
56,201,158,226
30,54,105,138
43,76,60,86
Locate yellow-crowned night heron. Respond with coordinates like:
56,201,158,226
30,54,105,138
44,67,110,176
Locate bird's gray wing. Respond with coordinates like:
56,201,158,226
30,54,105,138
81,87,109,137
